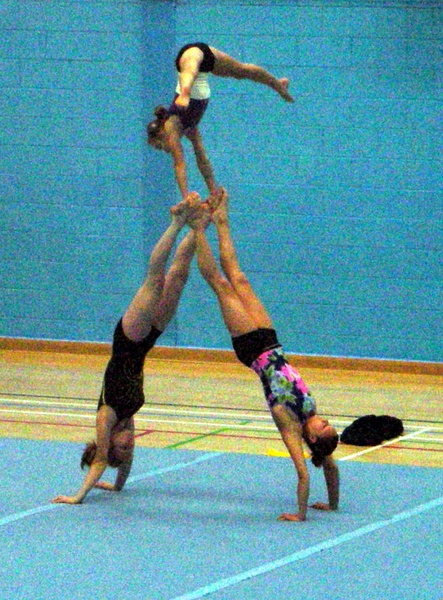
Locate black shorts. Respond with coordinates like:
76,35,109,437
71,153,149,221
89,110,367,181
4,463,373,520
231,328,280,367
175,42,216,73
168,95,209,130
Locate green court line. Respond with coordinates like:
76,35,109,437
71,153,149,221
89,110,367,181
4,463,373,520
166,421,251,449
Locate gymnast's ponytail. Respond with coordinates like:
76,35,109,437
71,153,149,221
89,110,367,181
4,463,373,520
147,105,169,140
80,440,123,469
80,441,97,469
153,105,169,121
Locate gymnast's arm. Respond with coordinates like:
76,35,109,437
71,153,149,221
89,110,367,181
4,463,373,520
186,127,217,195
95,418,134,492
51,406,116,504
95,457,133,492
165,118,189,198
311,455,340,511
114,456,133,490
274,413,310,522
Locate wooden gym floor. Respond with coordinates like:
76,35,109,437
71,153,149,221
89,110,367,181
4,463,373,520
2,342,443,600
1,343,442,468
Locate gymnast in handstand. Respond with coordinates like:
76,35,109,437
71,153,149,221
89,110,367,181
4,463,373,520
51,195,201,504
187,188,339,521
147,43,294,199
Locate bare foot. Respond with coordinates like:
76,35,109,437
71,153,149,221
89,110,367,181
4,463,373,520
277,512,306,522
170,191,199,214
170,192,201,226
206,187,224,212
186,202,211,231
185,191,203,213
170,197,188,218
277,78,294,103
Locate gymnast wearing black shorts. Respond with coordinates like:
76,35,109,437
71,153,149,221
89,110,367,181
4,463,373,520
147,43,294,199
187,187,340,522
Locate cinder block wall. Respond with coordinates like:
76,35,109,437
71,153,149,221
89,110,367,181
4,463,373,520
175,1,443,362
0,1,176,342
1,1,441,362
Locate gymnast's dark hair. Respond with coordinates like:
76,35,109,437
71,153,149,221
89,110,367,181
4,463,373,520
305,433,339,468
80,441,123,470
147,105,170,139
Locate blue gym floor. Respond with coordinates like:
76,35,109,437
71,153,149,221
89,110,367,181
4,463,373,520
1,438,442,600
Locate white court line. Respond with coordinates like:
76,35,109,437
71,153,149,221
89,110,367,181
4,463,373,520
340,427,432,461
0,452,220,528
0,408,96,420
2,409,442,439
7,397,430,430
170,495,443,600
135,418,277,431
0,399,356,430
0,408,276,431
3,399,443,432
0,400,350,432
0,397,272,421
141,407,271,421
0,399,95,410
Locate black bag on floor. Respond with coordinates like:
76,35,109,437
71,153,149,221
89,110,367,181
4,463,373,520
340,414,404,446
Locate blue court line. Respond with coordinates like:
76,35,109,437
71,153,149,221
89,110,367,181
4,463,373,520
170,495,443,600
0,451,220,528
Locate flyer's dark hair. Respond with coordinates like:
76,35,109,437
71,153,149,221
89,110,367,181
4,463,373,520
147,105,169,139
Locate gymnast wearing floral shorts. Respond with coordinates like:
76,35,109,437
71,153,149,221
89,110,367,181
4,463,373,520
187,186,340,522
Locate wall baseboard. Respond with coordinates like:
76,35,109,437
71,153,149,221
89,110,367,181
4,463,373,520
1,337,442,376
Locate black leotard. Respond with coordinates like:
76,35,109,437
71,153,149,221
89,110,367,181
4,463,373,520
97,319,162,421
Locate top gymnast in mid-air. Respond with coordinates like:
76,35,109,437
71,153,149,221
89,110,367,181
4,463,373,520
147,43,294,199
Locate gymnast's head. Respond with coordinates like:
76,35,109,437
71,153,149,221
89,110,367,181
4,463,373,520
81,429,134,469
303,416,338,467
147,106,171,151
